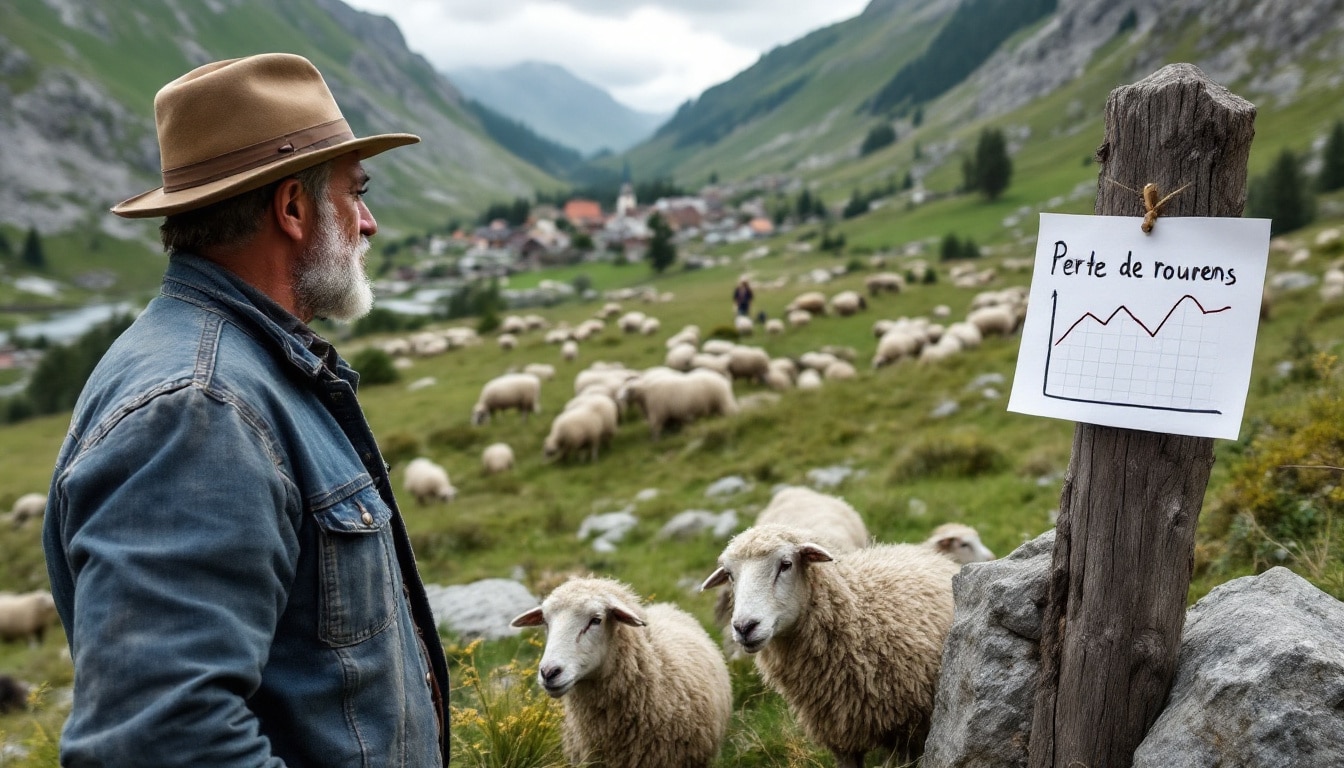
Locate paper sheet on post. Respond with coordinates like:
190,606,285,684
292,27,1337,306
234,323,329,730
1007,213,1270,440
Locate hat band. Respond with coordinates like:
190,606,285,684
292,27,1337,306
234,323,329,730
161,118,355,193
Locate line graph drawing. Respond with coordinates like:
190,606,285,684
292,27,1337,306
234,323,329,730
1043,291,1229,414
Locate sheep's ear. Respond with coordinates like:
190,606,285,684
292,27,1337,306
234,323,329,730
700,567,730,591
608,601,646,627
799,543,834,564
511,607,545,628
933,536,958,553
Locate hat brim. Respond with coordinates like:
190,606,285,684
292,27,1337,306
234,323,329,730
111,132,420,219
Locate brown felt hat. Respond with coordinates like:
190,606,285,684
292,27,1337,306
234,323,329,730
112,53,419,218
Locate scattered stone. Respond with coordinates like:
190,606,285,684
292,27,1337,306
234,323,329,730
1268,271,1317,291
1274,360,1295,378
706,475,752,498
980,388,1000,399
807,465,854,489
924,531,1054,768
634,488,659,503
423,579,538,641
908,498,928,517
966,373,1006,391
657,509,739,540
577,509,638,551
931,399,960,418
406,376,436,391
1134,567,1344,767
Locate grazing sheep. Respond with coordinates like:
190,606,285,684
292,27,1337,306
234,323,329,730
918,337,963,365
0,674,28,714
523,363,557,382
618,311,647,334
524,314,549,331
830,291,867,317
9,493,45,527
787,309,813,328
932,304,952,319
764,318,784,335
481,443,515,475
756,487,869,552
734,314,754,336
943,321,982,349
702,526,959,767
0,591,59,644
564,392,620,443
797,369,823,390
499,315,528,335
403,457,457,505
726,345,770,383
623,369,738,439
665,325,701,350
798,351,839,372
702,339,736,356
598,302,623,320
497,333,518,351
574,367,637,397
689,353,731,378
787,291,828,315
665,343,698,371
865,272,905,296
967,305,1017,338
543,405,606,462
561,339,579,362
824,360,857,380
923,523,995,564
472,373,542,425
511,578,732,768
764,366,793,392
640,317,661,336
872,330,924,368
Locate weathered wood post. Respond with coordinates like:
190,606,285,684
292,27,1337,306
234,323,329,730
1026,63,1256,768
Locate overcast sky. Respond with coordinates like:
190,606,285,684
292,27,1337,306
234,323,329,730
342,0,871,114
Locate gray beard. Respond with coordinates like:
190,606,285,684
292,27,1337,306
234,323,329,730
294,198,374,323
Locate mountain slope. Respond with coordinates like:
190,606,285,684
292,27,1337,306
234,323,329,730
0,0,557,241
448,61,668,156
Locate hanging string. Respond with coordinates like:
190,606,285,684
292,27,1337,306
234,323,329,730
1105,178,1191,233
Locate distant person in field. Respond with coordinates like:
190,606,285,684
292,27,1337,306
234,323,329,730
42,53,449,766
734,278,755,317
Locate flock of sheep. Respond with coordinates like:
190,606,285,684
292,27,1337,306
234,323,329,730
511,485,995,768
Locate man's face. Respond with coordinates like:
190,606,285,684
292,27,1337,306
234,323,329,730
294,154,376,322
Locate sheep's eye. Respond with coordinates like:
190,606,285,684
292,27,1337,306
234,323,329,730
778,560,793,573
588,616,602,627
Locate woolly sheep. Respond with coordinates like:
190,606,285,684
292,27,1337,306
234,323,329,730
574,367,637,397
497,333,518,351
546,328,573,345
0,591,58,645
618,311,647,334
769,357,798,381
665,325,701,349
665,343,698,371
701,339,736,356
689,353,731,377
734,314,754,336
865,272,905,296
726,345,770,383
472,373,542,425
764,318,784,335
872,330,923,368
561,339,579,362
598,302,623,320
403,457,457,505
924,523,995,564
640,317,661,336
9,493,45,527
764,366,793,391
786,291,828,315
524,314,549,331
523,363,556,382
943,321,982,349
623,369,738,439
543,405,606,462
798,351,839,371
967,305,1017,338
932,304,952,319
796,369,823,390
830,291,867,317
511,578,732,768
918,337,962,365
787,309,812,328
564,392,620,443
702,525,959,767
824,360,857,380
499,315,528,335
481,443,515,475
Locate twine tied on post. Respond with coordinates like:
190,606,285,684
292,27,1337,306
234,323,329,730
1105,178,1192,233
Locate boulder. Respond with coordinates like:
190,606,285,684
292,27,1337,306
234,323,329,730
1133,567,1344,767
924,530,1054,768
657,509,738,540
424,579,538,641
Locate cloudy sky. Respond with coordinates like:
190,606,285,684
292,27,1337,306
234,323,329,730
342,0,871,114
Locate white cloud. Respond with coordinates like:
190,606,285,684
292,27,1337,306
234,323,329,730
344,0,868,113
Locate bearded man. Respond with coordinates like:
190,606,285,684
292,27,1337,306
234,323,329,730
42,53,449,766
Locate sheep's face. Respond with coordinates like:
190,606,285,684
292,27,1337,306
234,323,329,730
510,593,646,698
933,532,995,564
471,405,490,426
703,541,833,654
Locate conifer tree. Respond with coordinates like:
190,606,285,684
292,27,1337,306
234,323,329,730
973,128,1012,200
1249,148,1315,236
21,226,45,270
645,212,676,273
1318,120,1344,193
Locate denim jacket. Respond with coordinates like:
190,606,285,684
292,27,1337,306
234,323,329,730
43,254,449,767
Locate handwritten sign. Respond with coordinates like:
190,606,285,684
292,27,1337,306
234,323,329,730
1007,213,1270,439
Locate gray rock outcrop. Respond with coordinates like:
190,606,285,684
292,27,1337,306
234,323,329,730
423,578,539,640
1133,567,1344,767
924,530,1053,768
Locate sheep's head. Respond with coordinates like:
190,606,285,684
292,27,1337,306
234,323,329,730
470,404,490,426
927,523,995,564
700,525,832,654
510,578,647,698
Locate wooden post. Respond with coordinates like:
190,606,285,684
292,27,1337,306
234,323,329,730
1027,64,1256,768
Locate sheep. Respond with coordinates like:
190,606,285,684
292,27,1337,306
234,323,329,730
623,369,738,439
665,342,698,371
764,366,793,391
726,345,770,383
543,405,606,462
797,369,823,390
701,339,736,356
918,337,962,365
511,577,732,768
403,457,457,505
798,351,839,371
561,339,579,362
924,523,995,564
787,309,813,328
665,325,701,349
0,674,28,714
0,591,59,644
689,353,731,378
546,328,573,345
499,315,528,335
9,493,45,527
872,329,924,368
523,363,557,382
830,291,867,317
756,487,869,551
481,443,515,475
943,321,982,349
824,360,857,380
574,367,636,397
865,272,905,296
598,301,623,320
701,525,959,767
472,373,542,426
967,305,1017,338
764,318,784,335
786,291,828,315
618,311,647,334
640,317,661,336
524,314,549,331
497,333,518,351
564,392,620,443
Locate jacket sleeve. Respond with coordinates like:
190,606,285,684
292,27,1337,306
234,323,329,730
53,385,298,767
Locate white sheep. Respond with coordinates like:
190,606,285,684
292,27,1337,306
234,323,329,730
918,336,963,365
702,525,959,767
830,290,867,316
561,339,579,362
403,457,457,505
471,373,542,426
701,339,736,356
524,314,549,331
618,311,647,334
497,333,518,351
689,353,731,378
943,321,982,349
872,329,924,368
797,369,823,390
824,360,857,380
734,314,754,336
511,577,732,768
726,345,770,383
481,443,515,475
523,363,556,382
639,317,661,336
786,291,828,315
787,309,813,328
798,351,838,371
499,315,528,335
665,343,698,371
967,305,1017,337
865,272,905,296
564,392,619,443
923,523,995,564
665,325,701,350
764,318,784,335
623,369,738,439
0,591,58,645
543,405,606,462
9,493,46,527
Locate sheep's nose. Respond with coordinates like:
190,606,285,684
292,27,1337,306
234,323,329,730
540,664,563,684
733,619,759,640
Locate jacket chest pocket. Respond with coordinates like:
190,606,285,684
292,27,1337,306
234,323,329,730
311,486,398,647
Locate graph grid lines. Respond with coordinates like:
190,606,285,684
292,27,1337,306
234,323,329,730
1043,292,1228,414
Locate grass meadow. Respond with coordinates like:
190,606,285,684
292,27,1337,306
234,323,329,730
3,200,1344,764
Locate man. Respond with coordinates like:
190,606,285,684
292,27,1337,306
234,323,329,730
733,278,754,317
42,53,449,766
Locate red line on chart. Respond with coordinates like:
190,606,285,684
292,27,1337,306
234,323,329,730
1053,294,1231,346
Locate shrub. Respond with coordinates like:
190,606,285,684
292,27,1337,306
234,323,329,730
429,423,490,452
349,347,399,386
377,431,421,467
889,433,1006,482
449,639,565,768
